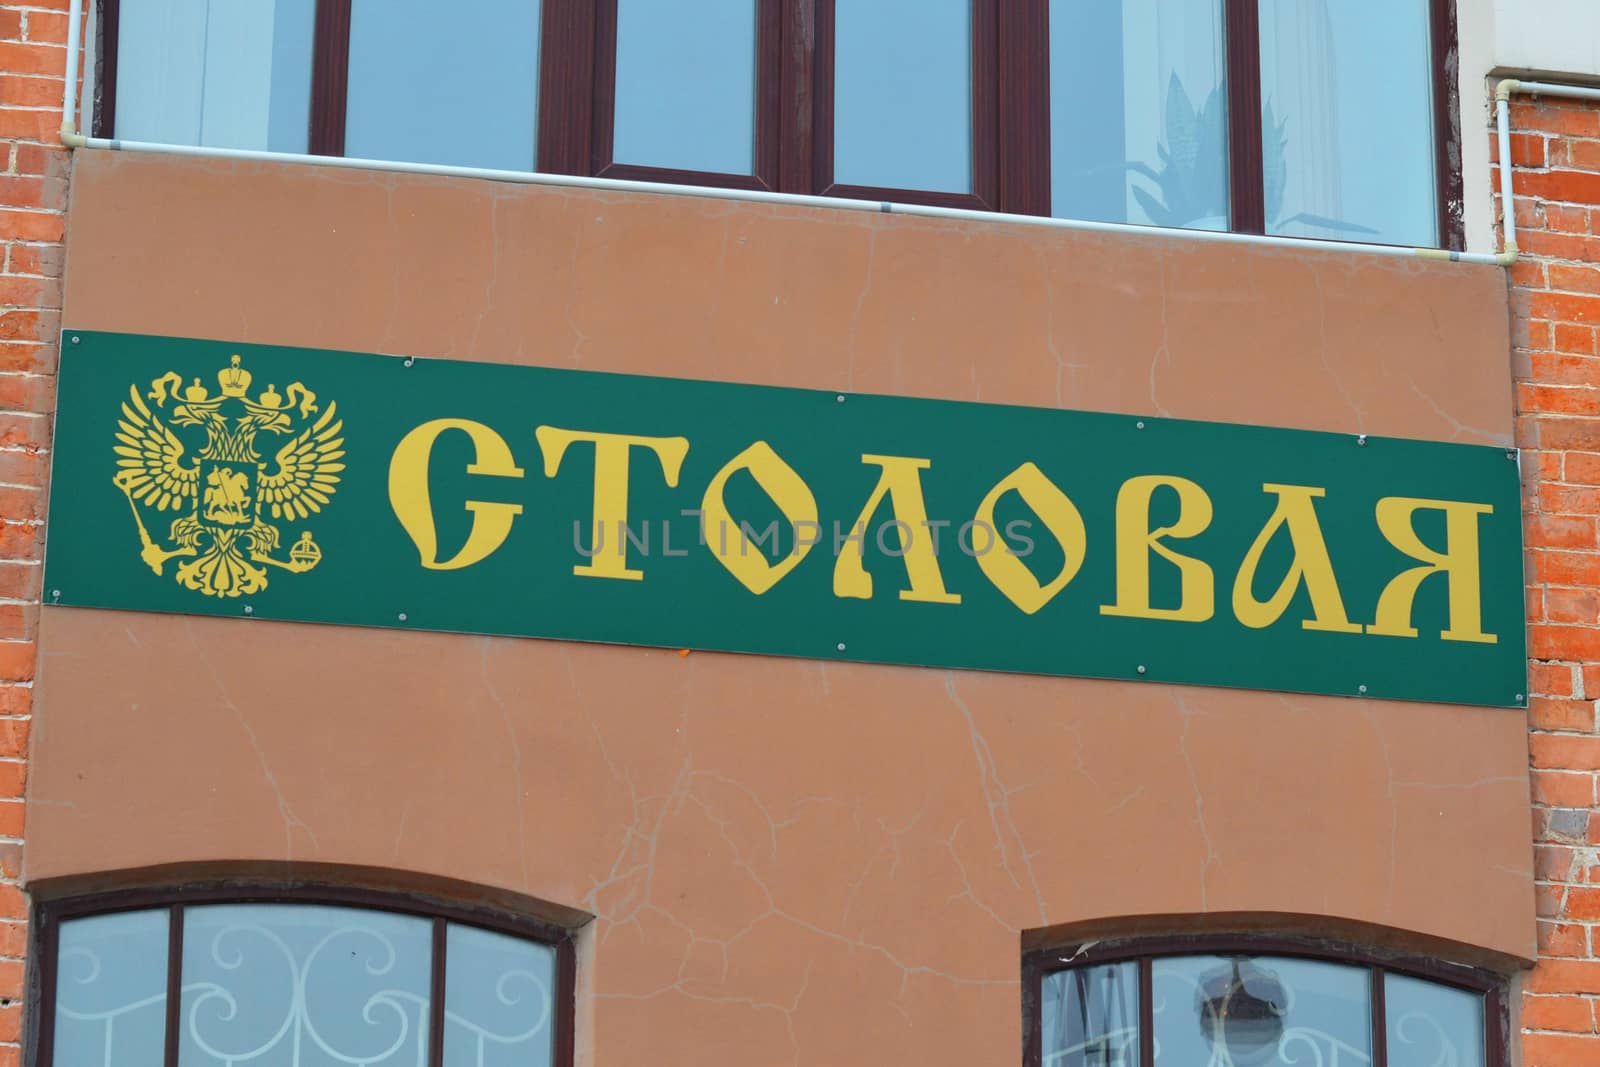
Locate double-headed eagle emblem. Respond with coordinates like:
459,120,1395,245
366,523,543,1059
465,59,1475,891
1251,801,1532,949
113,354,345,598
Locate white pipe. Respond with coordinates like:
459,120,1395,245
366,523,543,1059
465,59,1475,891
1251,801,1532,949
61,0,82,138
1497,94,1518,254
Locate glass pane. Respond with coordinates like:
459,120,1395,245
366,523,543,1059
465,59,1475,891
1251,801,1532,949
834,0,972,193
179,904,433,1067
1259,0,1438,246
55,910,170,1067
1386,974,1486,1067
1050,0,1228,230
346,0,543,172
443,923,558,1067
115,0,315,151
613,0,758,175
1153,956,1370,1065
1041,963,1140,1067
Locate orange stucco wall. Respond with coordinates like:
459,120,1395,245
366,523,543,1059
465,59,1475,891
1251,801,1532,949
28,150,1529,1066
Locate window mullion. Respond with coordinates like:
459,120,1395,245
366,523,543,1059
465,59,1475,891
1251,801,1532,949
1222,0,1265,233
427,918,448,1067
1139,956,1154,1067
1371,966,1388,1067
163,904,184,1067
309,0,353,156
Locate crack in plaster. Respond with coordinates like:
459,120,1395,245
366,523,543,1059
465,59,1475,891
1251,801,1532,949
190,620,318,857
477,638,530,889
944,672,1048,923
1175,696,1215,909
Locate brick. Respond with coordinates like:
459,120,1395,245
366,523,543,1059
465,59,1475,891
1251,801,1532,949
1532,662,1579,698
1536,844,1580,881
1524,995,1595,1033
1530,515,1600,549
0,373,52,413
0,802,27,840
0,645,31,685
6,242,62,276
1534,770,1596,807
25,12,70,45
1543,483,1600,513
0,485,43,521
1523,170,1600,207
1520,230,1600,262
0,564,37,602
1526,1031,1600,1065
0,345,52,375
0,688,30,717
1532,554,1600,588
1538,418,1600,452
1566,452,1600,484
0,210,58,244
1515,102,1600,139
0,43,62,81
1533,292,1600,326
1539,921,1589,957
1522,384,1600,416
0,523,41,559
1528,960,1600,995
1570,139,1600,172
10,141,65,177
0,721,28,763
1532,697,1597,732
1553,263,1600,295
1550,204,1594,235
1534,735,1600,770
0,174,65,211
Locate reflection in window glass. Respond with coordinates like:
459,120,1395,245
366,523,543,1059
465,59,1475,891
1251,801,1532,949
1152,956,1370,1065
179,904,433,1067
115,0,316,151
1387,974,1486,1067
1259,0,1437,246
1041,962,1139,1067
1050,0,1227,230
54,910,170,1067
346,0,542,171
613,0,757,175
444,924,558,1067
834,0,972,193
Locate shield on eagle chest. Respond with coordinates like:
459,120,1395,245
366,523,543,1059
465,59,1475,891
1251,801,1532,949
198,456,260,528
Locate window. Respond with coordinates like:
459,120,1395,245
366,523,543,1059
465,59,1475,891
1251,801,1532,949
96,0,1461,247
36,887,575,1067
1023,938,1504,1067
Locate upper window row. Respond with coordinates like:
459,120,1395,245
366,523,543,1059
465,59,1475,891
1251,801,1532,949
101,0,1458,249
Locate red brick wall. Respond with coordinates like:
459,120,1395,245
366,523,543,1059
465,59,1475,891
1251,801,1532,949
0,0,68,1062
1502,93,1600,1066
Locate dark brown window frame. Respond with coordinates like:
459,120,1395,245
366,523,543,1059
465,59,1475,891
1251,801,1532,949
95,0,1464,250
28,882,578,1067
1021,934,1507,1067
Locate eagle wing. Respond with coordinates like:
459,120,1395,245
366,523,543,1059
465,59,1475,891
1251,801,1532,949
258,402,346,522
114,385,197,510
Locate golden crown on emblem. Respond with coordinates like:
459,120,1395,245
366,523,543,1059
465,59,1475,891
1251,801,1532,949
218,354,252,398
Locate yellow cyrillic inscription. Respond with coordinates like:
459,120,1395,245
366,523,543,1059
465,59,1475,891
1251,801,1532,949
1368,497,1497,644
1232,484,1361,633
702,441,819,595
972,463,1086,615
833,454,960,604
536,426,689,581
1100,474,1214,622
389,419,525,570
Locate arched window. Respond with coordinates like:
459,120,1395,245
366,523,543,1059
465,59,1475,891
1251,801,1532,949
1023,936,1505,1067
33,885,575,1067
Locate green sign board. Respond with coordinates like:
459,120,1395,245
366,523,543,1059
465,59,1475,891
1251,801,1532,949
45,331,1527,707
